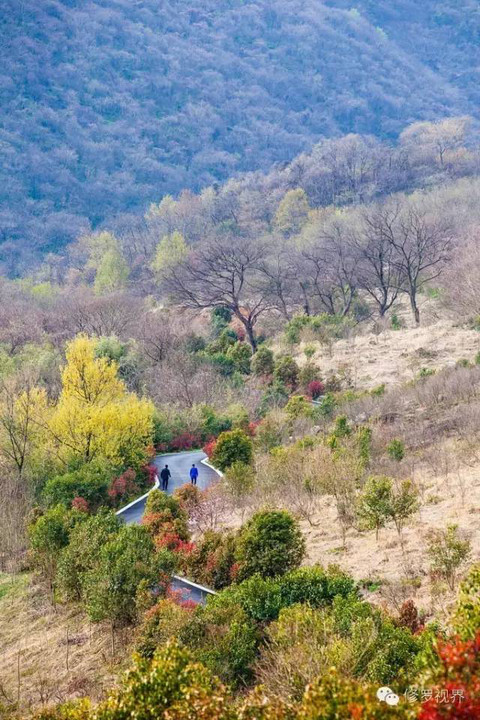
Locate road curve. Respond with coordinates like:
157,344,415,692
116,450,221,604
117,449,221,524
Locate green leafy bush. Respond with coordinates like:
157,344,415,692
278,566,357,608
179,602,259,687
273,355,299,388
211,429,253,471
56,510,121,601
284,395,313,420
83,524,176,627
28,505,76,587
227,341,252,374
251,346,275,376
357,476,393,540
258,380,289,416
42,460,113,510
97,641,229,719
184,529,238,590
454,563,480,639
387,438,405,462
427,524,471,591
236,510,305,581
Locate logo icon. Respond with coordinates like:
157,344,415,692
377,687,400,706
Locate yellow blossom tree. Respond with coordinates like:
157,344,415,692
48,335,154,469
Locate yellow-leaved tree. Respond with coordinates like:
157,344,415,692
0,376,49,478
151,231,188,277
48,335,154,469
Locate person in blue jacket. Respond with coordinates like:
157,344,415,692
190,463,199,485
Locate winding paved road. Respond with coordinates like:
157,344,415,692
116,450,221,603
117,450,220,525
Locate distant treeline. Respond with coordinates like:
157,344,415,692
1,0,478,272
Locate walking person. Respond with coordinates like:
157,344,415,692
160,464,171,491
190,463,199,486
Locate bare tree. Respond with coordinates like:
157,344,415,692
134,311,179,365
148,353,223,408
389,205,453,324
50,290,144,342
0,283,43,355
261,240,300,320
353,206,403,316
300,224,358,317
441,231,480,319
0,465,31,571
166,237,272,350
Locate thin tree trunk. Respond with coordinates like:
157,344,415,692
410,293,420,325
243,320,257,352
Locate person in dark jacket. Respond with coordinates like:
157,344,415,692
190,463,199,485
160,464,171,491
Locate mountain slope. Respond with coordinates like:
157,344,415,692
327,0,480,107
0,0,474,270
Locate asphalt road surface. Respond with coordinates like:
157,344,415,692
117,449,220,524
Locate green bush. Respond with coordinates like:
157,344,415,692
251,346,275,376
211,305,232,335
298,362,320,391
143,489,189,541
42,460,113,510
278,566,357,608
427,524,471,591
258,379,289,416
332,415,351,438
207,327,237,352
223,462,255,506
236,510,305,580
199,404,232,439
285,314,353,345
227,341,252,374
136,599,191,660
203,351,236,376
96,641,229,720
312,392,336,417
184,529,238,590
214,566,357,624
213,575,284,622
284,395,313,420
56,510,121,601
387,438,405,462
357,476,393,540
453,563,480,639
273,355,299,388
226,403,250,430
83,524,176,627
28,505,76,587
179,602,259,687
145,488,185,518
297,669,411,719
211,429,253,471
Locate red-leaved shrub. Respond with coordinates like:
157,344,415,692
155,530,195,555
72,496,89,513
419,632,480,719
142,464,157,487
170,432,201,452
203,438,217,458
307,380,325,399
108,468,139,501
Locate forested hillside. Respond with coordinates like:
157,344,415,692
1,0,476,271
327,0,480,106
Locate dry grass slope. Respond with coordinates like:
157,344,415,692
0,574,132,716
